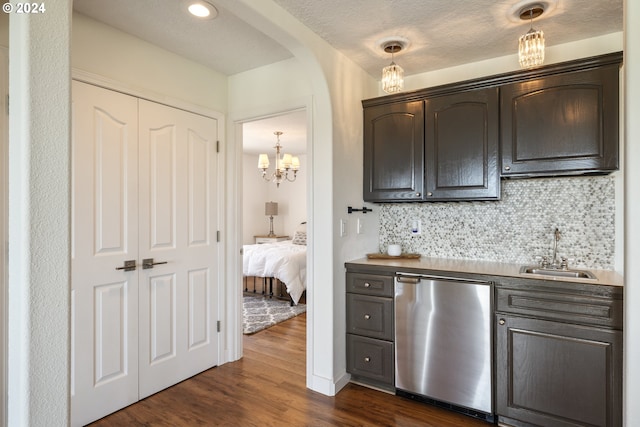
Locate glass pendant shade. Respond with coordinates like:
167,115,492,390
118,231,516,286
519,27,545,68
382,62,404,94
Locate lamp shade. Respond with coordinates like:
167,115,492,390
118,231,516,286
382,62,404,94
258,154,270,169
265,202,278,216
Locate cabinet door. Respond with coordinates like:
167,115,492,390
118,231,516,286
425,88,500,200
496,314,622,427
363,100,424,202
501,64,619,176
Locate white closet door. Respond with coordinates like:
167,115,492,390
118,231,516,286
137,100,219,399
71,81,140,426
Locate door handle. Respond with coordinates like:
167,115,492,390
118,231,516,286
142,258,168,269
116,260,137,272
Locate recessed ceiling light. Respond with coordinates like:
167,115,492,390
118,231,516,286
188,1,218,20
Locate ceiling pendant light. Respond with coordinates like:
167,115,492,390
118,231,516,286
518,4,545,68
258,131,300,188
381,41,405,94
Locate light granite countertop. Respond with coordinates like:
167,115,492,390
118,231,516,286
345,256,624,287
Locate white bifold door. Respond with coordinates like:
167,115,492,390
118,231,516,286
71,81,219,426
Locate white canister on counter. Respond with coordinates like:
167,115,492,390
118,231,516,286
387,244,402,256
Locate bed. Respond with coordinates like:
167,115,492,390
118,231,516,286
242,228,307,305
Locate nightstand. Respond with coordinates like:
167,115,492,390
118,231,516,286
254,235,290,244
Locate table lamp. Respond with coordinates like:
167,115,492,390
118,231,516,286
265,202,278,237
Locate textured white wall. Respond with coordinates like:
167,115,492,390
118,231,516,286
624,0,640,423
8,3,71,425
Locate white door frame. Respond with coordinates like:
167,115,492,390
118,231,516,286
0,45,8,427
226,98,313,361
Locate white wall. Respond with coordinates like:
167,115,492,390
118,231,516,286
224,0,378,395
8,3,72,425
0,46,7,427
623,0,640,423
72,13,228,113
242,152,307,244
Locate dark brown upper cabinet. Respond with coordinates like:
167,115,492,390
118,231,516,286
425,88,500,200
363,100,425,202
362,52,622,202
500,59,620,177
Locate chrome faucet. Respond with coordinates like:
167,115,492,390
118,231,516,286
551,228,561,268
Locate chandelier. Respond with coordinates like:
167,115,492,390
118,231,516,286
258,131,300,187
518,4,545,69
381,41,405,94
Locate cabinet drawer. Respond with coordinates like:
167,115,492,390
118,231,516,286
346,272,394,297
346,334,394,386
496,287,622,329
347,294,393,340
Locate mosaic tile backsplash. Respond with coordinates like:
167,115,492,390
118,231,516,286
379,176,615,270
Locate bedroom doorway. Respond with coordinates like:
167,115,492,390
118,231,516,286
241,108,308,327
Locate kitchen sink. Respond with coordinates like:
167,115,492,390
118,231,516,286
519,266,597,280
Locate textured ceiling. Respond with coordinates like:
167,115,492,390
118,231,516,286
272,0,622,77
73,0,623,78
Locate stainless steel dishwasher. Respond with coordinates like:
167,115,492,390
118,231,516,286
394,273,493,421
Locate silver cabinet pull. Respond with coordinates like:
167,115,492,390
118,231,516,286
116,260,136,272
504,165,511,171
364,357,371,363
427,192,433,196
142,258,168,269
364,314,371,320
499,318,506,325
363,282,371,288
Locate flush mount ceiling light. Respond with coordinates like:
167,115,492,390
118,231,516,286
518,3,545,68
187,1,218,19
381,41,405,94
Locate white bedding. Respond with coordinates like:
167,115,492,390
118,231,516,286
242,240,307,304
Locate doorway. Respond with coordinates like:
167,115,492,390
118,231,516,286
238,107,309,338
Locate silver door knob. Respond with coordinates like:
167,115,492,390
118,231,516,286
116,260,136,272
142,258,168,269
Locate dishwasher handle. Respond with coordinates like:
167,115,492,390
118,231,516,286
395,272,490,285
395,275,421,284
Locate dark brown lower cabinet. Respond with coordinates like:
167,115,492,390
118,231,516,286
346,271,395,391
496,314,622,427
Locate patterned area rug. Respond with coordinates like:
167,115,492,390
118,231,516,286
243,295,306,335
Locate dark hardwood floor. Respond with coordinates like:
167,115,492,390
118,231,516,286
89,313,492,426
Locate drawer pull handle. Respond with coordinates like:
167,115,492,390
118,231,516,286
363,282,371,288
364,314,371,320
499,318,506,325
364,357,371,363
